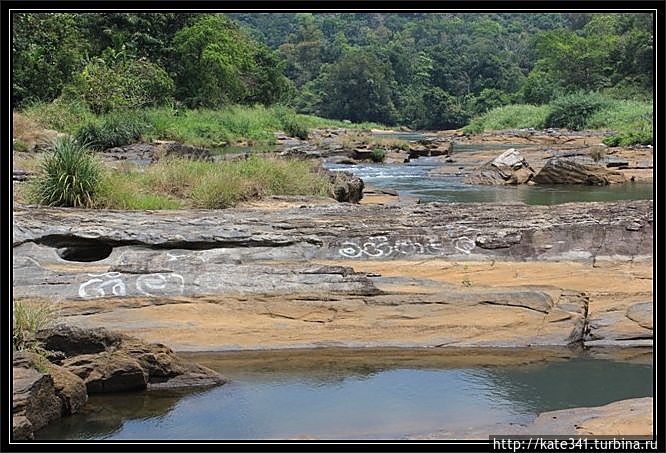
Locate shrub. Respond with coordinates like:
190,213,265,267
603,129,653,147
371,148,386,163
545,92,608,130
33,137,102,207
75,112,150,150
13,300,59,353
66,53,175,114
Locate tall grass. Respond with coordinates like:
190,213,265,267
13,300,59,353
31,137,102,207
75,111,150,150
463,96,653,145
95,156,332,209
462,104,551,134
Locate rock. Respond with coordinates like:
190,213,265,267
38,325,226,392
534,157,627,185
35,324,123,359
585,300,653,347
62,352,147,393
330,171,364,203
12,355,62,440
45,363,87,415
409,397,653,439
13,169,33,181
159,142,214,162
527,397,653,436
464,149,535,185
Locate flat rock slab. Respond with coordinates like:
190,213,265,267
12,200,653,262
408,397,653,439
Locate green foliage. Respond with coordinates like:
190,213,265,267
32,137,102,207
371,148,386,163
463,104,550,133
66,52,175,114
603,130,653,147
276,107,309,139
545,92,608,130
173,14,291,108
317,48,398,125
13,300,59,353
75,111,149,150
12,13,89,107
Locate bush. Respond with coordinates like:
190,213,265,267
22,98,95,134
545,92,608,130
279,112,309,140
13,300,59,353
371,148,386,163
32,137,102,207
603,130,653,147
75,112,150,150
66,53,175,114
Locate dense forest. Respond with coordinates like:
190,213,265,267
13,12,653,132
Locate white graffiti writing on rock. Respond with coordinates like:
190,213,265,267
136,273,185,297
338,233,478,259
78,272,127,299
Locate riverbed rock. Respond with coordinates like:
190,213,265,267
37,325,226,391
330,171,364,203
12,355,62,440
45,363,88,415
527,397,653,436
408,397,653,439
585,300,653,347
464,148,535,185
534,156,627,185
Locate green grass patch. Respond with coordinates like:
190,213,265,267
22,98,95,135
95,155,332,209
462,104,551,134
13,300,59,354
75,111,150,150
463,95,652,145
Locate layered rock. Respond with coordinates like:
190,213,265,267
534,156,627,185
12,353,86,440
36,325,226,392
464,148,535,185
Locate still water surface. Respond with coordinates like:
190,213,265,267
37,348,653,440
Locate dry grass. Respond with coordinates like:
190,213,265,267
12,112,62,151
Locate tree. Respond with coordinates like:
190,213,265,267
317,49,397,124
12,13,89,106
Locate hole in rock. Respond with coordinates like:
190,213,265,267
57,244,113,262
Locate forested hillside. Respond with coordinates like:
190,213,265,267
13,12,653,135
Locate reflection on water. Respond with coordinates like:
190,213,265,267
324,161,652,205
36,348,653,440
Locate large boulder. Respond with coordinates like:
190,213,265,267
46,363,88,415
534,156,627,185
330,171,364,203
465,148,535,185
38,325,226,393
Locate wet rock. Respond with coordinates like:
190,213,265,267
534,157,627,185
158,142,214,162
464,149,535,185
13,169,33,182
408,139,452,159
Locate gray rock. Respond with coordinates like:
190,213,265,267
465,149,536,185
534,157,627,185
